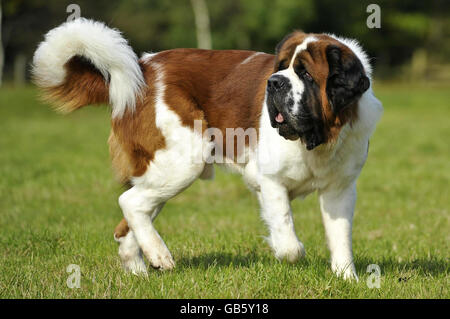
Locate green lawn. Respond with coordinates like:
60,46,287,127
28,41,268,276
0,84,448,298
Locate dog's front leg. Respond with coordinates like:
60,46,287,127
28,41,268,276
259,177,305,263
319,182,358,281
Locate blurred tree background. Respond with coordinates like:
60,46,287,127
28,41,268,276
1,0,449,85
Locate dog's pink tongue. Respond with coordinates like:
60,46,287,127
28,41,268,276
275,113,284,123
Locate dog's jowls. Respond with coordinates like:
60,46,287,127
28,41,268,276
33,18,383,280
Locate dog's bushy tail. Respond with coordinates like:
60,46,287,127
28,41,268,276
32,18,145,118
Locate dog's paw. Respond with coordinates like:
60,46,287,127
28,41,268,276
146,248,176,271
332,262,358,281
117,232,148,276
342,270,359,281
272,238,306,263
122,256,148,276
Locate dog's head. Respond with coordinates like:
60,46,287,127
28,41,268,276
266,32,370,150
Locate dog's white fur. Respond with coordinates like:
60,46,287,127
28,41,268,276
32,18,145,118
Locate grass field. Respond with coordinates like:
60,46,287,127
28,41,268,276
0,84,448,298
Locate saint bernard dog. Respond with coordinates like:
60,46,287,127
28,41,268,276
33,18,382,280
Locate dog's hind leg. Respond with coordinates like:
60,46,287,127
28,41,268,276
119,188,175,270
114,203,165,275
115,229,146,275
119,162,204,271
118,131,207,270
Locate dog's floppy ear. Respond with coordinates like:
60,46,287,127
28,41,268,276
326,45,370,114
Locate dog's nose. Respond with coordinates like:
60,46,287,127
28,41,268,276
267,75,285,91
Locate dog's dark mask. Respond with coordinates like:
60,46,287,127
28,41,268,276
267,33,370,150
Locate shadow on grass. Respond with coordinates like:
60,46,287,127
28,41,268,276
178,251,320,270
355,256,449,276
178,251,278,269
178,251,448,277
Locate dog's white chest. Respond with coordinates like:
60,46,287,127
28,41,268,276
253,102,372,199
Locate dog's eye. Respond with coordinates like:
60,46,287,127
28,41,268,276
294,64,313,82
277,59,288,71
304,72,313,82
